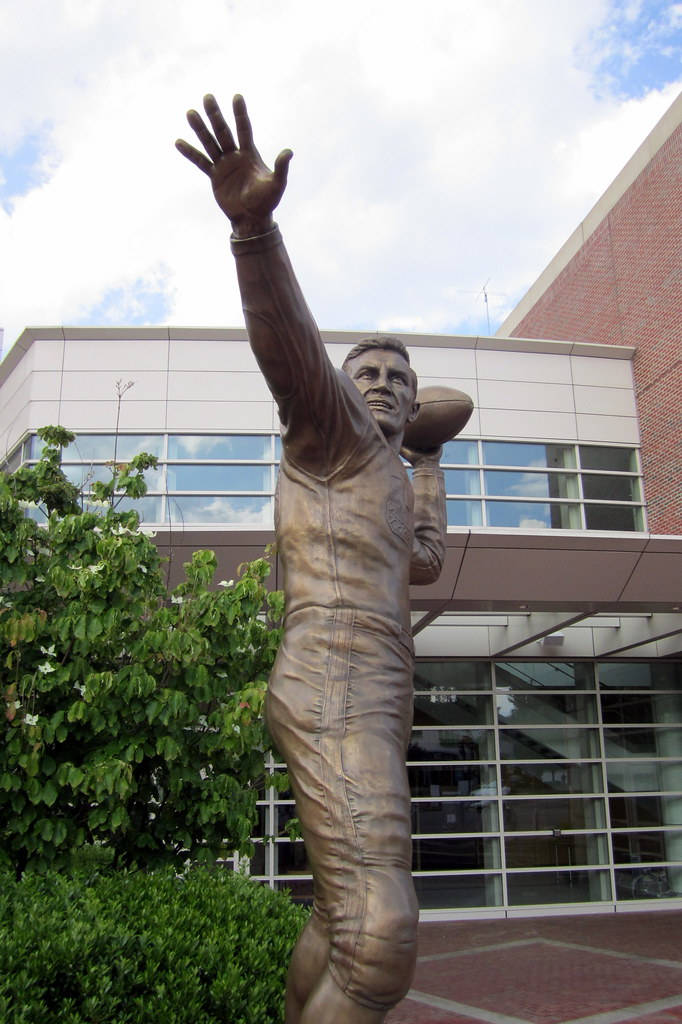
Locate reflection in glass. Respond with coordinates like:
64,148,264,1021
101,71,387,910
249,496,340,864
166,495,271,525
483,442,575,469
496,694,597,727
63,463,164,491
447,500,483,526
484,471,578,499
412,837,500,871
412,800,499,834
408,763,496,798
250,841,266,875
110,496,163,522
579,446,636,472
604,727,681,758
274,878,313,900
607,762,682,794
499,728,600,761
584,505,642,531
414,662,492,692
167,464,271,492
602,692,682,725
444,469,480,494
409,729,496,761
441,440,478,465
612,830,682,864
503,797,606,832
614,867,680,900
413,693,493,727
63,434,163,460
582,474,640,501
507,869,611,905
168,434,271,460
610,795,682,829
486,501,581,529
496,662,595,691
413,874,502,909
502,762,603,796
505,833,608,868
274,839,310,875
598,662,682,690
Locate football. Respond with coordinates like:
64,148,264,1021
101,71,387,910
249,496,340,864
403,385,474,451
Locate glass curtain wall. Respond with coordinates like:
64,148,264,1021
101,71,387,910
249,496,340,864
10,433,645,533
255,660,682,913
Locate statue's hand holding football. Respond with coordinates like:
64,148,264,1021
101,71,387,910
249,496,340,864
176,94,293,238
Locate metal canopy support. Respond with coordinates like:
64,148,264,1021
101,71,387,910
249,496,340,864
411,603,450,638
593,613,682,657
489,611,592,657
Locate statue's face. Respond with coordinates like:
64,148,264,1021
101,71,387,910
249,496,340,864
346,348,419,447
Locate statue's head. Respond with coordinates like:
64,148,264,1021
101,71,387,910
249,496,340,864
342,336,419,449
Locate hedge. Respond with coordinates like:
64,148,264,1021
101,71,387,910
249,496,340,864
0,866,308,1023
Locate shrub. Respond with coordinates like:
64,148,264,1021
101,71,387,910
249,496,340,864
1,427,284,876
0,866,308,1023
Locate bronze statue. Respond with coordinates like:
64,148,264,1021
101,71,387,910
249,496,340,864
177,94,446,1024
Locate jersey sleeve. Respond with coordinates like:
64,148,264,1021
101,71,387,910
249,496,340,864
231,226,368,476
409,463,447,584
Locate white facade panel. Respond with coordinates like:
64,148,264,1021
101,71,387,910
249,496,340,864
478,379,575,413
169,340,259,373
59,400,168,431
167,370,270,403
165,400,276,431
476,349,572,384
576,413,640,444
573,385,638,418
408,347,478,380
571,354,634,388
59,370,168,403
27,339,66,372
480,408,578,441
62,339,169,372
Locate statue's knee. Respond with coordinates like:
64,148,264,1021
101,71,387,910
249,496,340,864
347,905,418,1008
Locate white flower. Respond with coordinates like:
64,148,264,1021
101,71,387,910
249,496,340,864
171,595,184,604
24,713,39,726
40,645,56,657
37,662,56,674
218,579,234,588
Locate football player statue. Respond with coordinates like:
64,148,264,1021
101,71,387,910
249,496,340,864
177,94,447,1024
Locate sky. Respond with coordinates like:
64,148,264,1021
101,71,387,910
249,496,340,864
0,0,681,358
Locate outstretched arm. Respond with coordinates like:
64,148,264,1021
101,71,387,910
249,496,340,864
176,94,293,238
176,94,362,475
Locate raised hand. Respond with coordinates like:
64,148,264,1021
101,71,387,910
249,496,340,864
176,94,293,238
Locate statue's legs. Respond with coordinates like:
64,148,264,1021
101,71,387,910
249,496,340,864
267,607,418,1022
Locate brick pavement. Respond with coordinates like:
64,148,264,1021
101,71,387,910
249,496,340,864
386,911,682,1024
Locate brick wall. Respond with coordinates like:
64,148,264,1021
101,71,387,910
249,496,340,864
511,125,682,536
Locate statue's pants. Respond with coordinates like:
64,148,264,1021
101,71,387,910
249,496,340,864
265,606,418,1012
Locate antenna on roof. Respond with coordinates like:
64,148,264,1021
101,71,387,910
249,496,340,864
478,280,491,334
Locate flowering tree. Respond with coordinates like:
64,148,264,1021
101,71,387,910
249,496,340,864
1,427,283,878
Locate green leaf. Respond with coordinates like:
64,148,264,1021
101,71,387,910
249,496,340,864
42,780,58,807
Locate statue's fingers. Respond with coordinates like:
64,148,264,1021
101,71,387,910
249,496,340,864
273,148,293,190
232,94,254,151
203,94,236,152
186,109,222,162
175,138,214,176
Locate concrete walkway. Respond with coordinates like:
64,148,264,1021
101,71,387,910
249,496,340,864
387,911,682,1024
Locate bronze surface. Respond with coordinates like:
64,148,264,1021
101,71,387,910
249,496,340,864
177,94,447,1024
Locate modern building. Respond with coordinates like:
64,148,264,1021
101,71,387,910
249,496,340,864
1,94,680,920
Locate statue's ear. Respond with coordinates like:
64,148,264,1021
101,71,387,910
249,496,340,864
407,400,420,425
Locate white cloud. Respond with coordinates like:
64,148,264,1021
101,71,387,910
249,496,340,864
0,0,680,356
